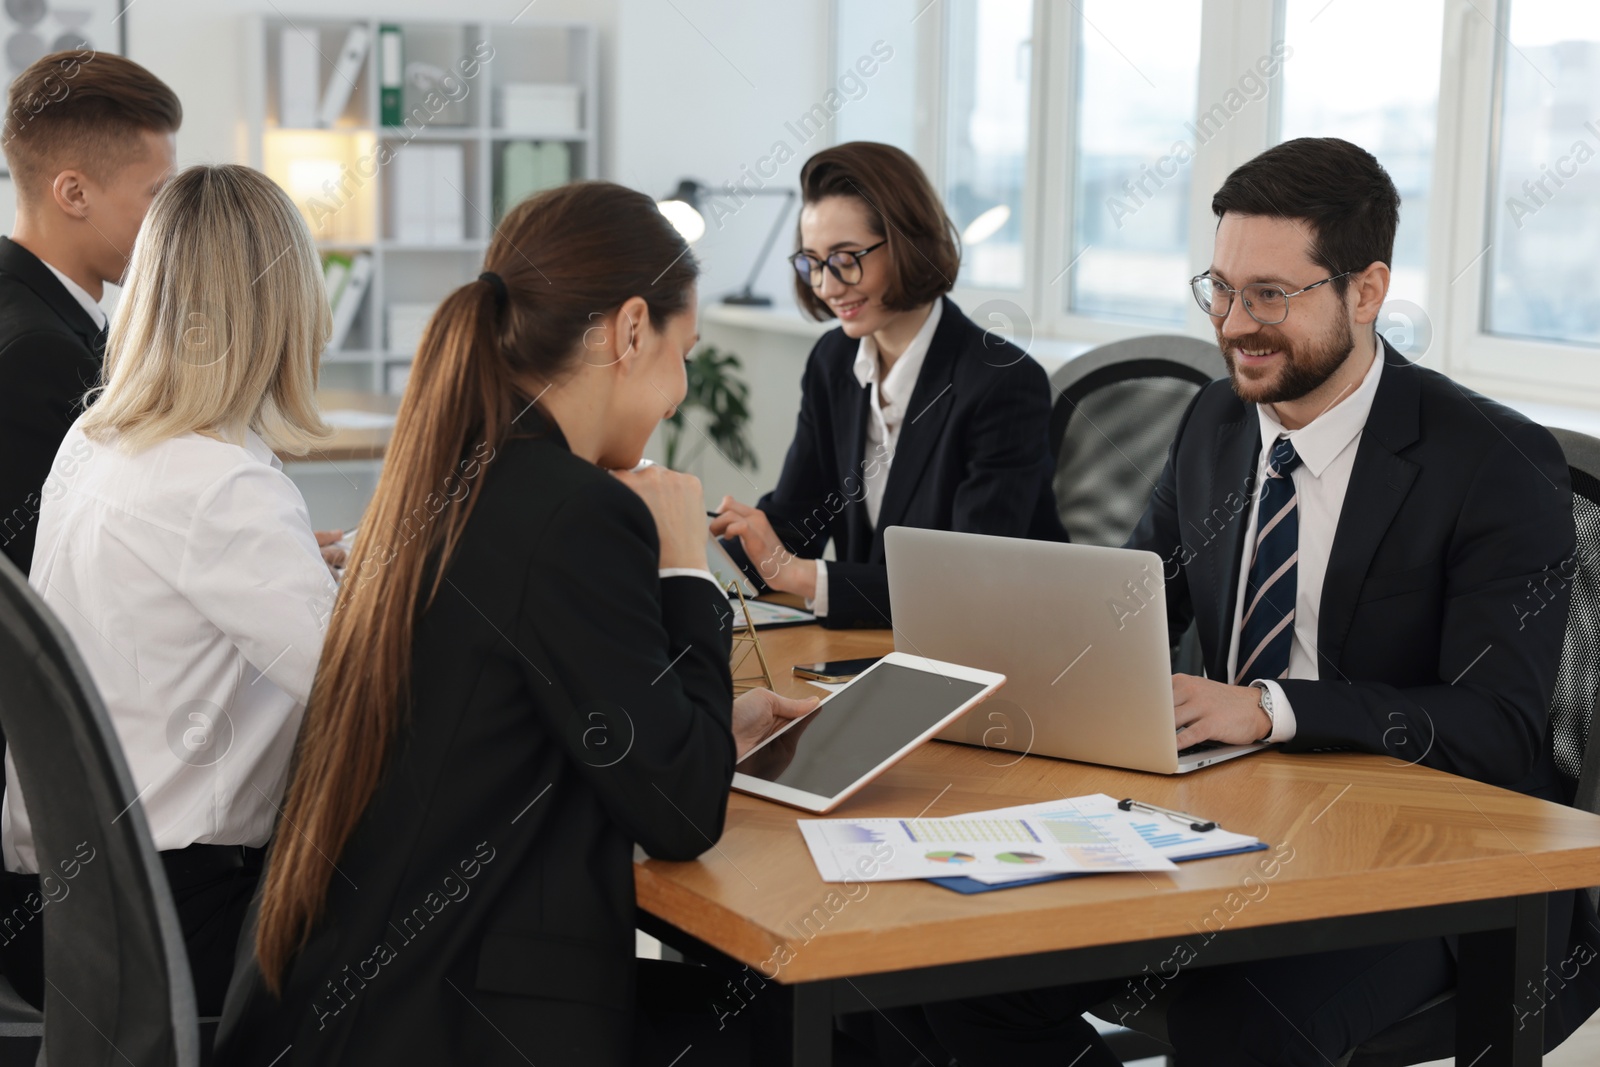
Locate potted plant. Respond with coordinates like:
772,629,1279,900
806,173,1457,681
663,344,757,474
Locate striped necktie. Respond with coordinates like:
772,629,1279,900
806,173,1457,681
1234,437,1303,684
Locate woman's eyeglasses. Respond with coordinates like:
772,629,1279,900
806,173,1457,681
789,240,888,287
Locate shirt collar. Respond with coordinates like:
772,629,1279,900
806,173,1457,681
242,429,283,470
852,299,944,414
41,261,107,330
1256,343,1385,478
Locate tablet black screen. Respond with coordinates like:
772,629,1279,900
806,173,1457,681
735,662,987,798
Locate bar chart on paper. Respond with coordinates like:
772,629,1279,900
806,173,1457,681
1130,820,1207,850
798,806,1179,883
900,818,1042,844
958,795,1269,888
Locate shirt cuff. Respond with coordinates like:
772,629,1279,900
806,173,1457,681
1254,680,1297,743
806,559,830,618
659,568,726,594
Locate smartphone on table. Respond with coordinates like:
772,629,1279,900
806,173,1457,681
791,656,882,683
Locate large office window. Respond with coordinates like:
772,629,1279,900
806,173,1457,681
1278,0,1444,308
1484,1,1600,347
943,0,1032,290
832,0,921,157
1068,0,1202,325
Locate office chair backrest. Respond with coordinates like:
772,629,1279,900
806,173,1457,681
1049,335,1227,546
1548,427,1600,913
0,555,199,1066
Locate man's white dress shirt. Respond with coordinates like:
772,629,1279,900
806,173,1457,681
1225,348,1385,742
4,419,335,872
42,261,107,330
810,299,943,617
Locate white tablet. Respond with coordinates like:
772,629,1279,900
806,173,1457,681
706,537,759,598
732,652,1006,813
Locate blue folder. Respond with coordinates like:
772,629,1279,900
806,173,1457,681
928,840,1270,894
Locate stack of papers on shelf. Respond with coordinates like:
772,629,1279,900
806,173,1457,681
797,793,1265,889
321,409,397,431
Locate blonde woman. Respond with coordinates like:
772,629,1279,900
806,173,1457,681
0,164,336,1015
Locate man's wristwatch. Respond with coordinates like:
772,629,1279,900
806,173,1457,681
1250,681,1275,743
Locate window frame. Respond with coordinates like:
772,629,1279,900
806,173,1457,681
1433,0,1600,405
827,0,1597,407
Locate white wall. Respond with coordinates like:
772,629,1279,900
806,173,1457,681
614,0,830,310
614,0,842,499
0,0,620,230
1,0,834,326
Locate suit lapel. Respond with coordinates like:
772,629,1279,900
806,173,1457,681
1317,341,1422,671
0,237,103,351
1206,412,1262,677
875,298,959,533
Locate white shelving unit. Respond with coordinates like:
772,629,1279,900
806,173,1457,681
242,14,599,394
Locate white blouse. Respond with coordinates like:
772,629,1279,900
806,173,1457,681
3,419,335,872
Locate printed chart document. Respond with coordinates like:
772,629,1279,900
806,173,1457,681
731,599,815,629
798,808,1177,883
959,793,1264,887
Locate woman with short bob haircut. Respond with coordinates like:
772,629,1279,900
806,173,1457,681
216,180,814,1066
713,141,1065,629
1,163,338,1015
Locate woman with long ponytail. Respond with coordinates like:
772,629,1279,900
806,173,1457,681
215,181,816,1067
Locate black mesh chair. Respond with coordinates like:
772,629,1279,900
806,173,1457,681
1049,335,1227,548
1337,425,1600,1067
0,554,201,1066
1050,335,1226,687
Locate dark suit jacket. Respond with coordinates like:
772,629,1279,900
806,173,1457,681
1128,340,1600,1044
216,411,736,1067
0,237,104,574
728,295,1066,628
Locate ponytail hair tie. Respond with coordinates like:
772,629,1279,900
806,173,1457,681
479,271,509,310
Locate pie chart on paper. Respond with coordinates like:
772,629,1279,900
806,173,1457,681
925,851,978,865
996,851,1046,865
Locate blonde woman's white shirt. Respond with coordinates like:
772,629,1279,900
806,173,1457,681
2,418,335,873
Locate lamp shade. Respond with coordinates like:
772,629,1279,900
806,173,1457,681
657,179,707,244
962,203,1011,245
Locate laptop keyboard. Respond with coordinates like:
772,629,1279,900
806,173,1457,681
1177,739,1230,757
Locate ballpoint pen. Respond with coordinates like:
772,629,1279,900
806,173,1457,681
1117,797,1217,832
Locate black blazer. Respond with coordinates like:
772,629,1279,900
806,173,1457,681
1128,341,1600,1044
0,237,104,574
216,411,736,1067
727,296,1066,628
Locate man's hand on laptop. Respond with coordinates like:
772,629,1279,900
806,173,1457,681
1172,674,1272,746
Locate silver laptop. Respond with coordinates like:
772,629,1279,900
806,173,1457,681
884,527,1270,774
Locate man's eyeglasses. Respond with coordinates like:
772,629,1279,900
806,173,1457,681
1190,271,1352,326
789,240,888,287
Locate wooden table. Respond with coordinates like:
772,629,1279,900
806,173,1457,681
635,622,1600,1065
276,389,399,464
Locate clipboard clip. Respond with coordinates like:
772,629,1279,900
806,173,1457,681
1117,798,1217,833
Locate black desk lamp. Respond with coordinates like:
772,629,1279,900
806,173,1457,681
657,179,797,307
